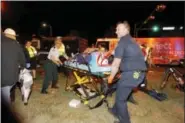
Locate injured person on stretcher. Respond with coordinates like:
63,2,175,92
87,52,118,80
63,50,167,109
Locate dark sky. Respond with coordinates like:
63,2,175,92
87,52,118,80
1,1,184,44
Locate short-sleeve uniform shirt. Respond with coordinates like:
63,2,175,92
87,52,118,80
114,34,147,71
47,47,60,61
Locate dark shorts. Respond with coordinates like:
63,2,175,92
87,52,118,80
29,57,37,69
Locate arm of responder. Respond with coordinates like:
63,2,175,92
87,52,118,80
62,44,69,60
108,41,125,84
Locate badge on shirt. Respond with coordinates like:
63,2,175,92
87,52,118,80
133,71,140,79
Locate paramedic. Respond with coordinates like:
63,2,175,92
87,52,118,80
41,36,68,94
57,36,69,74
108,21,147,123
2,28,26,105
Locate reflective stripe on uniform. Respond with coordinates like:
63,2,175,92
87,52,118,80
58,44,65,56
26,46,37,58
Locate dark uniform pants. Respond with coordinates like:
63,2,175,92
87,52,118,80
41,60,58,91
112,71,146,123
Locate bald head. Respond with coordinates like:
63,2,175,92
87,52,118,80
115,21,130,39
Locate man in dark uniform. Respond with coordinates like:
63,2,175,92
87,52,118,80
108,21,147,123
1,29,26,106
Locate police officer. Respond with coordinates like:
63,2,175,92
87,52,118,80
41,37,68,94
108,21,147,123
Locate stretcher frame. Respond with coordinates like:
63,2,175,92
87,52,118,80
64,60,111,109
63,58,169,110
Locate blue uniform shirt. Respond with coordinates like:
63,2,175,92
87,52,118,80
114,34,147,71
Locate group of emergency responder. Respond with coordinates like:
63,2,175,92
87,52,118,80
1,28,69,100
2,20,152,123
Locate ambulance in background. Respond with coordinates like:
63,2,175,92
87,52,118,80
96,37,185,65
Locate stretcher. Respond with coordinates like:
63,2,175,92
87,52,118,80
63,51,113,109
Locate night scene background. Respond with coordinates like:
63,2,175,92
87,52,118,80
1,2,185,123
1,1,185,45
